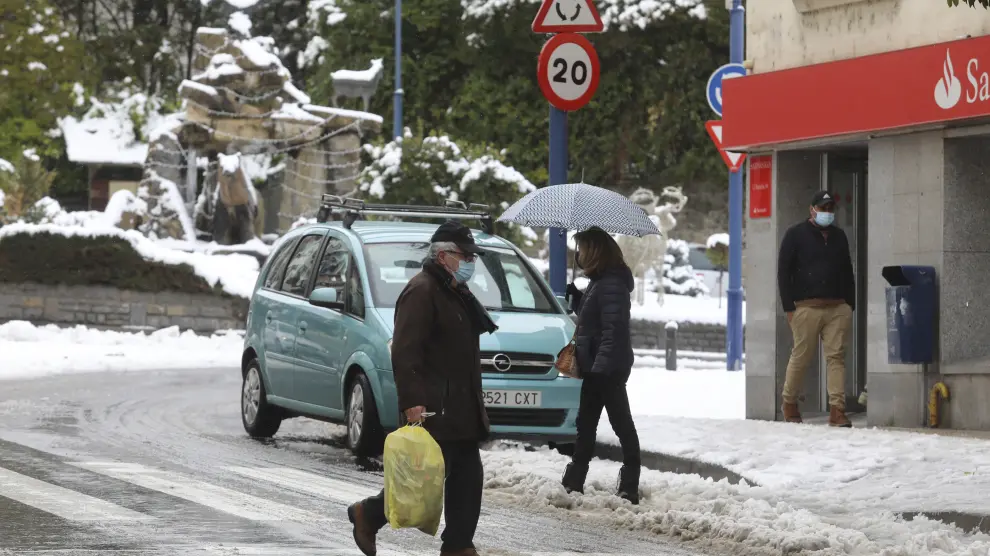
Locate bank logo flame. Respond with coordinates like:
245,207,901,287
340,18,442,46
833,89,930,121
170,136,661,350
934,48,962,110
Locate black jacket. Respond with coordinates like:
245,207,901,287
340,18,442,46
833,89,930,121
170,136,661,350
777,220,855,313
391,262,497,442
572,265,635,382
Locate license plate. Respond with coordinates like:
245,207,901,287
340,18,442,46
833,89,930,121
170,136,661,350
483,390,542,407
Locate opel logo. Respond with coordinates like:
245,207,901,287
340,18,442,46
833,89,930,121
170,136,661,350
492,353,512,372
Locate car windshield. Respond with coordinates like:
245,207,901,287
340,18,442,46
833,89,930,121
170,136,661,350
364,242,559,314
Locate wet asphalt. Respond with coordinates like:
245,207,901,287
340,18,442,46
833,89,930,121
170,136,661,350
0,368,717,556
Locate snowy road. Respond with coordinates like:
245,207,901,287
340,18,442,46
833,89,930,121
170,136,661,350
0,367,718,556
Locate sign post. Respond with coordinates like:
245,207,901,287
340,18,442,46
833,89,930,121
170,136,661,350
726,0,745,371
533,0,603,296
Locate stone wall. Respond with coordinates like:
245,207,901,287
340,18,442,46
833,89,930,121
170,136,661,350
630,319,740,353
749,0,990,73
0,283,248,333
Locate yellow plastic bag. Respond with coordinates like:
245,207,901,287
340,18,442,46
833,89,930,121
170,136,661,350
383,423,445,536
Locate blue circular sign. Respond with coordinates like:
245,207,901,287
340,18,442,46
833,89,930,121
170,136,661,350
706,63,747,117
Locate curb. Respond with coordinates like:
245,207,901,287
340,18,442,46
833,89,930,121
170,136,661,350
593,444,990,536
900,511,990,535
594,442,750,485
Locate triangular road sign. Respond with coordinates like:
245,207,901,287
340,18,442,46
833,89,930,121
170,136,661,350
706,120,746,172
532,0,604,33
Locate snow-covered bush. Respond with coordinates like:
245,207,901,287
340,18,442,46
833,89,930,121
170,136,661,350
359,128,536,243
0,150,56,223
661,239,708,297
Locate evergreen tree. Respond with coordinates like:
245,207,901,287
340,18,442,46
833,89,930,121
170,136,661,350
0,0,90,161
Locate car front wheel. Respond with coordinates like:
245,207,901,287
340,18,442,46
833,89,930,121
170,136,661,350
241,359,282,438
346,372,384,457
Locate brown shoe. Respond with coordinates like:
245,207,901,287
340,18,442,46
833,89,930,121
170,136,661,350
829,406,852,428
440,549,480,556
782,402,802,423
347,502,377,556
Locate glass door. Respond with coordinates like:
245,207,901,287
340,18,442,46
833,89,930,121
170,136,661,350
821,153,868,412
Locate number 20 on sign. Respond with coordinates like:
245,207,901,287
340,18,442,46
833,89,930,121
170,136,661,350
537,33,601,112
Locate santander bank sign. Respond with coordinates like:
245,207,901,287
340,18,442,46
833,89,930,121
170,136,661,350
720,35,990,150
934,48,990,110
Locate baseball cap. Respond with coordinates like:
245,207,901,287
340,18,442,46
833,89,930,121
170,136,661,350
430,220,484,253
811,191,836,208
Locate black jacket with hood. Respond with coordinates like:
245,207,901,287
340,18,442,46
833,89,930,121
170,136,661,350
572,264,635,383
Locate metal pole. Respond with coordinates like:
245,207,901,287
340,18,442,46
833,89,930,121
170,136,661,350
393,0,403,140
726,0,745,371
548,106,569,296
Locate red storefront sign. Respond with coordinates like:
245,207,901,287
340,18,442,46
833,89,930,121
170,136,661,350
722,35,990,150
748,155,772,219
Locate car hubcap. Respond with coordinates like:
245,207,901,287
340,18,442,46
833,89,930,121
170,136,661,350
242,368,261,425
348,383,364,446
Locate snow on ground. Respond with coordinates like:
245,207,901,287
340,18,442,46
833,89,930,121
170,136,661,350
0,321,241,380
4,317,990,553
630,288,743,326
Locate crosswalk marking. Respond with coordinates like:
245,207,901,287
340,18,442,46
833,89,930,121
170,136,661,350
71,461,335,523
224,467,379,504
0,465,152,522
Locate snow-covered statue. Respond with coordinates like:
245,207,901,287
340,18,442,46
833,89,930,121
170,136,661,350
617,186,688,306
213,153,259,245
331,58,385,112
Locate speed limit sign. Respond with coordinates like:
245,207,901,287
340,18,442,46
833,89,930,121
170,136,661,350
537,33,600,112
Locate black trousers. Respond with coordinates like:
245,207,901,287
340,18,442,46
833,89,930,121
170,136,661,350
361,440,484,552
572,376,641,469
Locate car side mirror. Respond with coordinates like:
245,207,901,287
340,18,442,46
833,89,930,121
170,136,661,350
309,287,343,310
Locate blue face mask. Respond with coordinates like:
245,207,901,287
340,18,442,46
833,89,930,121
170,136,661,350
453,260,476,284
814,210,834,227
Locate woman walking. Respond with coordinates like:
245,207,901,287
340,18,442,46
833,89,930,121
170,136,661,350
561,227,642,504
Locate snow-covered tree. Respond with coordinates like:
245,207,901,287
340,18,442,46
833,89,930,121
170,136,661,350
661,239,708,297
0,150,56,223
359,129,536,242
0,0,89,161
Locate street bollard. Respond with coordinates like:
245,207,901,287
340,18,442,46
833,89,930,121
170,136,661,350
665,321,678,371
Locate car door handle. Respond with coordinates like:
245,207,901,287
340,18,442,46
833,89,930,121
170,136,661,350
299,321,307,334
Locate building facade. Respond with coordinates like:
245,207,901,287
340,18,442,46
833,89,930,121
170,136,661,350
725,0,990,429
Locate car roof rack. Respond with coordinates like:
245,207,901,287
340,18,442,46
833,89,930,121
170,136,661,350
316,194,495,235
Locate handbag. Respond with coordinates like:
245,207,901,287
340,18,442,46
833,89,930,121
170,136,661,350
554,330,581,379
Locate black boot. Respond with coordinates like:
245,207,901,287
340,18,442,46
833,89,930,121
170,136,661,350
561,462,589,494
616,465,640,505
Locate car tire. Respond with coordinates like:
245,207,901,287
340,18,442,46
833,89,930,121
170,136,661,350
346,372,385,457
241,358,282,438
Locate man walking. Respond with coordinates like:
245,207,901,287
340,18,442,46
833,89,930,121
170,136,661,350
347,220,498,556
777,191,855,427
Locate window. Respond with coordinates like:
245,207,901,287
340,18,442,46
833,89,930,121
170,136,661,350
347,262,365,319
279,234,324,296
313,238,350,300
262,238,298,290
364,242,558,314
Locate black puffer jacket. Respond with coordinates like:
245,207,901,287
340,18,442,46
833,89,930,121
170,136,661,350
572,264,635,382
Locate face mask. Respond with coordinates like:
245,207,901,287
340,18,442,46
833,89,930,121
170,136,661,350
452,260,475,284
814,210,834,227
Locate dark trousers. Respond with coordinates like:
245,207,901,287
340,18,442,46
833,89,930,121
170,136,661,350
572,376,641,469
361,440,483,552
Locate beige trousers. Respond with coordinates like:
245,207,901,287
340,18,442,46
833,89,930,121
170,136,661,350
782,303,853,410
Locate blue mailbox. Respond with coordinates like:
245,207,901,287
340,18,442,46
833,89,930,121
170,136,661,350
882,265,937,364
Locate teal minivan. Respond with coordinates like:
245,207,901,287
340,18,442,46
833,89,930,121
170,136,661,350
239,199,580,456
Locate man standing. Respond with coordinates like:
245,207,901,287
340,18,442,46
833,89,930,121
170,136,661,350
777,191,855,428
347,220,498,556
